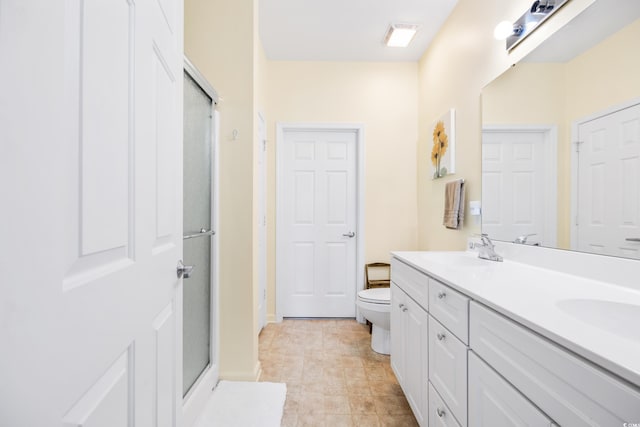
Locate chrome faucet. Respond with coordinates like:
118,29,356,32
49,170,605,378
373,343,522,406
514,233,537,245
473,234,503,262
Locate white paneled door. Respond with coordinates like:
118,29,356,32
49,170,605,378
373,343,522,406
576,103,640,259
0,0,183,426
278,129,358,318
482,128,557,247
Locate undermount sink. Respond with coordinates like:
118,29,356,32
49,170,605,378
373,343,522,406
419,251,494,268
556,299,640,342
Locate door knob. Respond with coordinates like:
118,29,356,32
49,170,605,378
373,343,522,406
177,260,194,279
342,231,356,238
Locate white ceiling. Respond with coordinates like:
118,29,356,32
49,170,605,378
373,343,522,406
259,0,459,62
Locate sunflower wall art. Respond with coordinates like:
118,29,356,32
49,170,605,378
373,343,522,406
430,109,456,179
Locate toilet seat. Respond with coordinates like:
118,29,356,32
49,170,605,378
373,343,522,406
357,288,390,304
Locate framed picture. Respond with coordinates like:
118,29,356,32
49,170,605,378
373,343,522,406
430,108,456,179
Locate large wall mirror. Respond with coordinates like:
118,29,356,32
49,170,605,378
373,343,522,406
481,0,640,260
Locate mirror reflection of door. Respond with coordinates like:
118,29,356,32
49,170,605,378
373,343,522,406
482,127,557,247
575,102,640,259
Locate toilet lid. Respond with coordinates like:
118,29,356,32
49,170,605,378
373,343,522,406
358,287,390,304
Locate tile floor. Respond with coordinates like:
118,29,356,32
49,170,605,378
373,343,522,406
259,319,419,427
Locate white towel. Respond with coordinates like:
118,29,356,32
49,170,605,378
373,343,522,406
443,179,465,229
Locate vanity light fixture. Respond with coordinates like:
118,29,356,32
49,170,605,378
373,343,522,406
383,23,419,47
493,21,524,40
497,0,571,51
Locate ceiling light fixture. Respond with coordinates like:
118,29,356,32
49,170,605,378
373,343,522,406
383,24,419,48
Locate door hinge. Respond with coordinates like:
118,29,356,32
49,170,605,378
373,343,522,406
575,215,579,226
574,141,584,153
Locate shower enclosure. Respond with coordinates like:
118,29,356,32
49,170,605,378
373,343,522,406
182,59,219,425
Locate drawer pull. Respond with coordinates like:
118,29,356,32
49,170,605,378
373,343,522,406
436,407,446,418
402,307,408,312
398,303,405,309
437,332,446,341
438,291,447,299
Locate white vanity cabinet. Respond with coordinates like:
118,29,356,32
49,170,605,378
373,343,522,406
392,259,469,427
429,383,462,427
471,301,640,425
391,252,640,427
390,282,407,386
391,281,429,426
428,278,469,344
468,352,554,426
429,314,468,426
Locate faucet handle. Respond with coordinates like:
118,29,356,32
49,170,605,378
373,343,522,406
514,233,537,244
480,234,494,248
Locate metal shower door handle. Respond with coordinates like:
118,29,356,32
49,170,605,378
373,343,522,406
342,231,356,238
177,260,194,279
183,228,215,240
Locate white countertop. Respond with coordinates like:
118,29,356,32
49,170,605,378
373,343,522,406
391,250,640,389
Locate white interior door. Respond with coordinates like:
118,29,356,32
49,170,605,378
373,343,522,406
277,128,358,318
576,103,640,258
482,128,557,246
0,0,183,425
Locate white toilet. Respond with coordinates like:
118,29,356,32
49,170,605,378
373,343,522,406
356,287,391,355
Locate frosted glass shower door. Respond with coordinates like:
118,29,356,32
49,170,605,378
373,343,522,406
183,72,214,397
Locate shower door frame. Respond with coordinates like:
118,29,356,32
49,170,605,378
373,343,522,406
182,58,220,427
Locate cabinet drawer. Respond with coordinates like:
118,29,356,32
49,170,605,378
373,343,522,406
469,351,554,426
429,278,469,344
429,315,468,427
391,258,429,310
429,382,462,427
470,302,640,426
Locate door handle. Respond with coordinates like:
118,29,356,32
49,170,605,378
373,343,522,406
626,238,640,242
342,231,356,238
184,228,215,240
177,260,194,279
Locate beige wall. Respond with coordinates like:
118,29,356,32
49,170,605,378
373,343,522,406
565,18,640,121
416,0,594,251
185,0,260,380
265,61,419,321
481,17,640,249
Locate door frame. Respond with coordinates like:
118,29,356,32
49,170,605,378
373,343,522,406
257,111,267,332
482,124,558,247
182,58,221,427
570,97,640,250
275,123,366,322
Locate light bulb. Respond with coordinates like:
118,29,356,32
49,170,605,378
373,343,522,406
494,21,514,40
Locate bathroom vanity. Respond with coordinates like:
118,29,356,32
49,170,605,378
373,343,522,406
390,247,640,427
